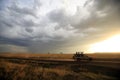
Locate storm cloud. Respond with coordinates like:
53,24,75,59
0,0,120,53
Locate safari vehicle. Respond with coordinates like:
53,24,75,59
73,52,92,61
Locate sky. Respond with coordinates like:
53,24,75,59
0,0,120,53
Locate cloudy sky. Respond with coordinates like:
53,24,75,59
0,0,120,53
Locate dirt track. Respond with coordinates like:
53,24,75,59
32,59,120,69
0,56,120,69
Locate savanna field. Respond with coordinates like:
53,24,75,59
0,53,120,80
0,0,120,80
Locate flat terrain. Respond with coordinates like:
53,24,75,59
0,52,120,58
0,52,120,80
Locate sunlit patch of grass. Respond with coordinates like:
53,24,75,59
44,68,70,76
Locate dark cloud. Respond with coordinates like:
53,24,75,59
7,4,36,17
94,0,120,10
75,0,120,31
0,36,30,46
0,0,8,10
48,9,69,24
25,28,34,33
0,0,120,53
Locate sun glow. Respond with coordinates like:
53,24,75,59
90,34,120,52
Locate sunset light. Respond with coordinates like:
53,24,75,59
0,0,120,79
90,34,120,52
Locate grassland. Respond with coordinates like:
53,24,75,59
0,52,120,80
0,52,120,59
0,59,118,80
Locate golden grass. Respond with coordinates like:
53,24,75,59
87,53,120,58
0,52,120,59
0,59,118,80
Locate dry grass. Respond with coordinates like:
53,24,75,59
0,52,73,59
87,53,120,59
0,52,120,59
0,59,118,80
0,52,119,80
